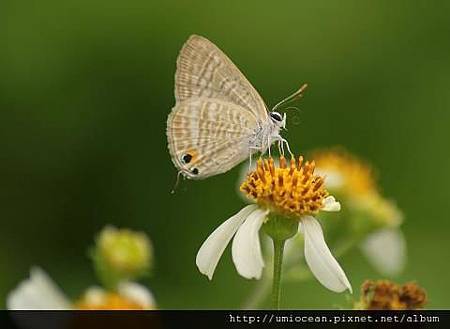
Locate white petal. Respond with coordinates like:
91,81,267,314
360,228,406,276
231,208,268,279
7,267,71,310
196,205,258,280
118,281,155,308
302,216,352,293
322,196,341,212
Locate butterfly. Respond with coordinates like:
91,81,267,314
167,34,307,180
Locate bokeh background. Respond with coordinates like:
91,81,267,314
1,0,450,308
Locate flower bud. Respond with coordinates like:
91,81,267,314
92,226,153,288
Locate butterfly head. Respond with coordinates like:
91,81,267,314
270,111,287,129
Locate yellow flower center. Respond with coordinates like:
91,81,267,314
75,292,147,310
311,148,377,197
311,148,403,227
240,156,328,218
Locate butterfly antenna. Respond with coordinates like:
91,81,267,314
272,83,308,112
170,171,184,194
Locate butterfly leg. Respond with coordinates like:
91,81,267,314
171,171,184,194
281,138,294,157
278,139,285,156
267,136,272,157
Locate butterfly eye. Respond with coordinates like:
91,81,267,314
270,112,283,122
181,153,193,164
191,168,199,175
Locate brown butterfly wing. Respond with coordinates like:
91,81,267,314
167,97,258,179
175,35,268,121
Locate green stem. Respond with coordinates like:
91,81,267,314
262,215,298,309
243,233,360,308
272,239,285,309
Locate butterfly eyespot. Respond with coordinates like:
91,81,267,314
191,168,199,175
181,153,193,164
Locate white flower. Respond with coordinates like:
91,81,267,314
78,282,155,309
197,156,352,293
7,267,71,310
196,197,352,293
7,267,155,310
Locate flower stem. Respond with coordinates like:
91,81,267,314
272,238,285,309
244,229,359,308
263,215,298,309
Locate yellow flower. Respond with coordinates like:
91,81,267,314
311,148,406,276
311,148,377,197
6,267,156,310
310,148,402,228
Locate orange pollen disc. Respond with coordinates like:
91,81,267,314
75,293,146,310
240,156,329,218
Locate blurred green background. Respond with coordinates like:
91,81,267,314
1,0,450,309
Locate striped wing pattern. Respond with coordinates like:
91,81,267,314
175,35,268,120
167,97,258,179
